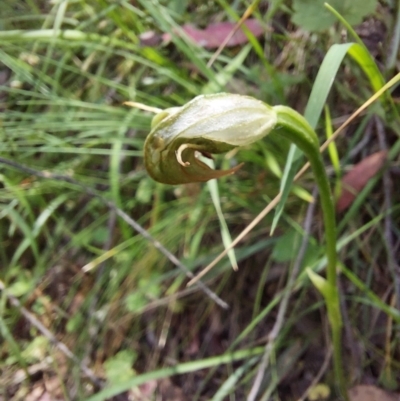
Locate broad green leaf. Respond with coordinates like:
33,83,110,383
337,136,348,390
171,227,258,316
7,279,33,298
125,292,148,313
104,350,137,385
271,228,320,267
292,0,378,32
21,336,49,363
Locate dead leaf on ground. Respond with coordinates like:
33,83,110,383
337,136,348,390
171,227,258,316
158,378,184,401
140,19,265,49
348,385,400,401
336,150,388,213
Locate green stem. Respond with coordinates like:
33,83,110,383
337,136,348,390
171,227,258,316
272,105,348,400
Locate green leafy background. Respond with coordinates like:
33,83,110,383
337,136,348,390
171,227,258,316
292,0,378,31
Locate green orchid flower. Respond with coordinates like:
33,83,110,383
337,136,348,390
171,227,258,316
143,92,347,399
144,93,277,184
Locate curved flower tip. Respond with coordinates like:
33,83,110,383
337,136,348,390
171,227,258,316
144,93,278,185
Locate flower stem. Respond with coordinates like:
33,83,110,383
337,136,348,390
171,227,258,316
272,105,348,400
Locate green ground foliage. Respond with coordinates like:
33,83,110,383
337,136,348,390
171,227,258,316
0,1,400,400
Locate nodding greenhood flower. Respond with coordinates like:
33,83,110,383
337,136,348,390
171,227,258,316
144,93,278,185
143,93,347,400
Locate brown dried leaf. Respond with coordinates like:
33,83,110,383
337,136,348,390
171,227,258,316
139,18,264,49
349,385,400,401
177,19,263,49
140,19,264,49
336,150,387,213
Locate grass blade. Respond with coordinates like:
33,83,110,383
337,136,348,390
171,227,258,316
270,42,353,234
86,347,264,401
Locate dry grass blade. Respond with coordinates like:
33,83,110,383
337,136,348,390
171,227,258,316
123,101,162,114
